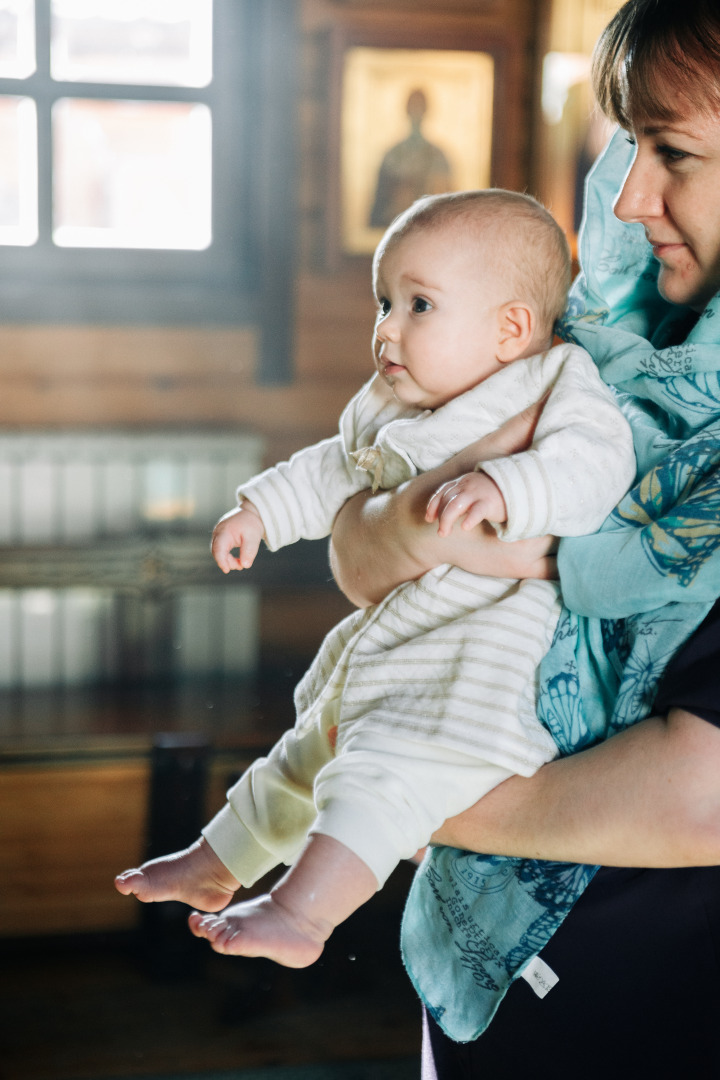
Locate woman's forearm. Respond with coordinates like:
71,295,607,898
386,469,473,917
329,484,429,608
329,477,554,608
328,456,494,608
330,405,554,609
432,708,720,867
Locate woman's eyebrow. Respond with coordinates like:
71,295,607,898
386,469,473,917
637,120,692,137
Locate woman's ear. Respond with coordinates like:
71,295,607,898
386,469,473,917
495,301,535,363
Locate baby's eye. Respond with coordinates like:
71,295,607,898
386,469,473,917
377,297,391,316
412,296,432,314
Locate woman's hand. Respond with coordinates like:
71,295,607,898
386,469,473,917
330,398,555,608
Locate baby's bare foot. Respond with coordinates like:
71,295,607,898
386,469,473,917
188,893,328,968
115,838,239,912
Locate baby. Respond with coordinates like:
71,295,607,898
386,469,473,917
116,190,636,968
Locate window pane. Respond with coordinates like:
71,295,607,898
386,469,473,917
0,0,35,78
53,98,212,250
0,96,37,245
51,0,212,87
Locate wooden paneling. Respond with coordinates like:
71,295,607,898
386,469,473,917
0,761,148,935
0,752,258,937
0,321,353,467
0,327,256,379
0,0,542,722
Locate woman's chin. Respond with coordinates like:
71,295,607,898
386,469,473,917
658,269,718,312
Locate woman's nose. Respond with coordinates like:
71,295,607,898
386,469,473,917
613,156,664,225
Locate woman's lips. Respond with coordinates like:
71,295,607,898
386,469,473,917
650,239,686,260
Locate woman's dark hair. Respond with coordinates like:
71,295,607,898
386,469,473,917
592,0,720,127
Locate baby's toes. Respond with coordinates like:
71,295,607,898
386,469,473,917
188,910,222,940
114,868,150,899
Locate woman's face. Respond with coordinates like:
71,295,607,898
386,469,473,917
613,94,720,311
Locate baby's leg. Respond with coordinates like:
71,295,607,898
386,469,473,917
188,832,377,968
115,837,239,912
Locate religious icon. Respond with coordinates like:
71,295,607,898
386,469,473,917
341,47,494,255
369,88,454,229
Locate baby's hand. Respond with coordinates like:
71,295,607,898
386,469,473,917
211,501,265,573
425,471,507,537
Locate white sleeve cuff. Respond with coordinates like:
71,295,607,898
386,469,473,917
480,451,553,541
311,797,414,888
202,801,287,887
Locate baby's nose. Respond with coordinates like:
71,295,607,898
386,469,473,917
376,316,400,342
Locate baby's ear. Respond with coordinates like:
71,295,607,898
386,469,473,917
495,301,535,363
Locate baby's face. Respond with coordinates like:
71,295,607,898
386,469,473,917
372,226,507,411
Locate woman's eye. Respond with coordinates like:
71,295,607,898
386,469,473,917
412,297,431,313
657,143,689,164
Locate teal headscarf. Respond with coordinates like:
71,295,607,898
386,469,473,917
401,128,720,1042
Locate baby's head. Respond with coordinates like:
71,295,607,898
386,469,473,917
372,190,571,410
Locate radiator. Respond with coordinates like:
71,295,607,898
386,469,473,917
0,431,263,689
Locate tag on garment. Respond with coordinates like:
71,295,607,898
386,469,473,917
520,955,559,999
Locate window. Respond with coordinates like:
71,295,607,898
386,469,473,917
0,0,297,381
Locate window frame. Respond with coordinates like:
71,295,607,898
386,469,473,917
0,0,297,383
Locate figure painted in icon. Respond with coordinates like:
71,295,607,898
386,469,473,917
369,89,454,228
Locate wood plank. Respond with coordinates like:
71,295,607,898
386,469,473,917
0,751,258,937
0,326,257,377
0,535,336,591
0,378,350,440
0,761,149,935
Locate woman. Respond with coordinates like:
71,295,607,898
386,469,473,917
330,1,720,1074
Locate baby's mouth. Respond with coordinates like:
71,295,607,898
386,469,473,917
381,359,405,376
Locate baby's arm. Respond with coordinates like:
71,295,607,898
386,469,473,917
425,470,508,537
209,386,384,574
233,379,400,555
210,395,379,571
211,499,265,573
477,345,636,542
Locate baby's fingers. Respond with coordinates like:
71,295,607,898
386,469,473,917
237,533,260,570
460,502,491,532
436,494,473,537
217,550,243,575
211,529,243,574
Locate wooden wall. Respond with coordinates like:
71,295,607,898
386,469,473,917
0,0,541,664
0,0,544,940
0,751,255,936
